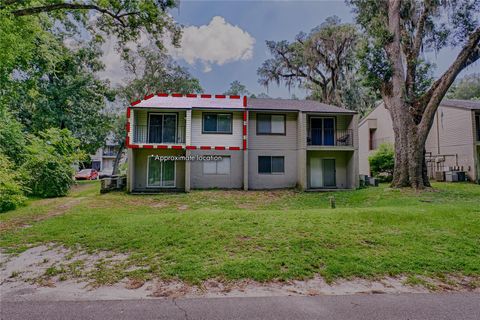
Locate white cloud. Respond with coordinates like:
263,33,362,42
171,16,255,72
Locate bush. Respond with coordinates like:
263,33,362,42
21,154,75,198
0,107,26,165
21,128,83,198
0,154,27,212
368,143,394,179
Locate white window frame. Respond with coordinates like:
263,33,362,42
203,156,231,175
146,156,176,188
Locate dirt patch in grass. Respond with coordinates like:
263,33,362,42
0,198,86,233
1,245,479,302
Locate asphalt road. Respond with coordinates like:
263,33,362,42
1,293,479,320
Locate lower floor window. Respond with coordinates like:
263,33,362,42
203,156,231,175
258,156,284,174
148,157,175,187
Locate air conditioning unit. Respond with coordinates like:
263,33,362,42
435,171,445,181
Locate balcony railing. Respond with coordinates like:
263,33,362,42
307,128,353,147
133,125,186,144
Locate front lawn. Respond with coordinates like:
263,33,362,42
1,182,479,284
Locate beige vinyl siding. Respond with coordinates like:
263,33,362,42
307,150,354,189
248,112,298,189
426,106,476,180
132,149,185,190
248,112,298,150
248,150,298,189
190,150,244,189
191,110,243,147
359,103,477,181
358,104,395,175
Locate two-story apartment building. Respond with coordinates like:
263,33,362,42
359,99,480,183
90,134,125,175
126,94,359,192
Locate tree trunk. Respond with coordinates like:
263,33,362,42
112,141,125,176
388,104,431,189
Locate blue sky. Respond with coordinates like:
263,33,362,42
101,1,478,98
170,1,354,97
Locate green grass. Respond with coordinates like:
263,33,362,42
1,182,479,284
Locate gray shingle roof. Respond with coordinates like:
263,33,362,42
248,98,356,114
440,99,480,110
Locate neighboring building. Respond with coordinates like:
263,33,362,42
359,99,480,182
90,134,125,175
125,94,359,192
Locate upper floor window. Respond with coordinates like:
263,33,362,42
257,114,286,135
203,113,232,134
369,129,377,150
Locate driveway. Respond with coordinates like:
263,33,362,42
2,293,479,320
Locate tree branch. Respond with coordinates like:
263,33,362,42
11,3,137,27
418,27,480,138
404,2,431,101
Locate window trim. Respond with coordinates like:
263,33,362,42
258,156,285,175
146,155,176,188
202,112,233,134
202,156,231,175
256,113,287,136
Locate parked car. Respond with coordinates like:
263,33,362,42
75,169,98,180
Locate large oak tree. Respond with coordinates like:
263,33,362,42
258,16,376,113
351,0,480,189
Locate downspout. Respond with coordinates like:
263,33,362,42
243,96,249,191
436,109,440,155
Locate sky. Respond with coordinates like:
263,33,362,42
99,0,479,99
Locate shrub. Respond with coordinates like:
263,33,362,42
0,107,26,165
368,143,394,180
21,128,83,198
0,154,27,212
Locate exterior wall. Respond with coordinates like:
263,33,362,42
126,100,360,191
358,104,394,175
297,112,307,190
248,112,298,150
248,111,299,189
190,150,244,189
248,149,298,189
132,149,185,190
307,151,353,189
191,110,243,147
426,106,476,180
359,103,478,181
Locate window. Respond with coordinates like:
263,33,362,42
147,157,175,187
258,156,284,174
476,114,480,141
257,114,286,135
148,113,177,144
203,156,231,175
369,129,376,150
203,113,232,133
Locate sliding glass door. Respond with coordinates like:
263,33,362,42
310,117,335,146
148,113,177,144
147,157,175,187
